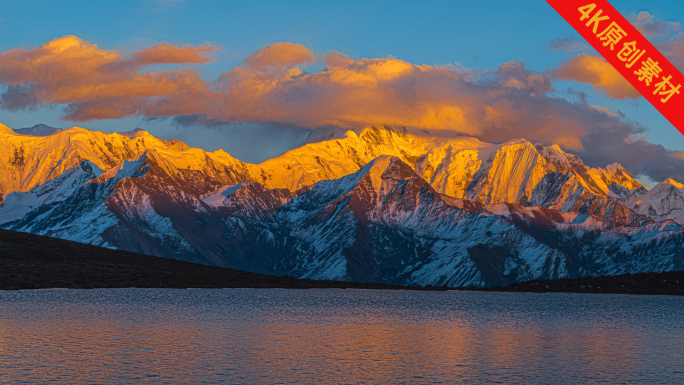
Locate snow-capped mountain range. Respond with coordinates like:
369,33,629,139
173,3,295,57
0,122,683,287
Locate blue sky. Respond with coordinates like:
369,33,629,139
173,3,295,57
0,0,683,185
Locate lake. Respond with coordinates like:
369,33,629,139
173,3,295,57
0,289,682,384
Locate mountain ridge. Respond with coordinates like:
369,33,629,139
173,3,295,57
0,124,648,207
0,123,682,287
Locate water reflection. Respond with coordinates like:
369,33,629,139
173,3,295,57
0,289,682,384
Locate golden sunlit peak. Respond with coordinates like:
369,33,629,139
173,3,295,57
62,126,92,134
0,123,14,134
662,178,684,189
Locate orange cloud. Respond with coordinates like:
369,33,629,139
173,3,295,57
0,35,214,120
132,42,216,66
243,42,313,70
0,35,126,86
210,52,486,133
552,54,641,100
0,36,634,152
0,35,593,148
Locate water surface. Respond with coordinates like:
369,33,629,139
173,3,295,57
0,289,682,384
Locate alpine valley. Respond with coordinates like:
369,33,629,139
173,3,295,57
1,123,684,287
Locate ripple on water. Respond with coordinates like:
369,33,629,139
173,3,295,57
0,289,683,384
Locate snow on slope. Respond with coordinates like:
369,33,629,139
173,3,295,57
204,181,292,220
274,156,683,286
203,184,244,207
467,141,647,206
0,150,217,264
253,125,648,223
253,126,490,191
467,139,548,204
0,124,250,202
622,178,684,224
0,137,681,287
0,161,103,224
0,123,647,221
1,123,682,287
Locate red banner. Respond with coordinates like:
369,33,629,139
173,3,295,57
547,0,684,133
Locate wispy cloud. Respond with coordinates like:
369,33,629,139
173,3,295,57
629,11,682,38
549,37,589,52
628,11,684,71
552,54,640,100
132,41,217,66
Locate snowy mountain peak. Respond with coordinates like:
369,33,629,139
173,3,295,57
61,126,92,135
163,138,190,151
0,123,253,203
662,178,684,189
588,163,646,198
360,155,398,192
95,151,153,184
0,122,665,227
283,155,419,216
256,124,489,192
80,159,105,177
467,139,548,204
621,177,684,224
0,159,103,224
341,155,419,196
303,126,359,145
117,128,151,139
535,142,574,171
605,162,626,173
204,180,293,219
0,123,15,135
0,121,683,287
93,149,186,187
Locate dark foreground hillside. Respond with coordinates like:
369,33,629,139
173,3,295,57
0,229,440,291
2,228,683,295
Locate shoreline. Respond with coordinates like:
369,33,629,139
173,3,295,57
480,271,684,296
